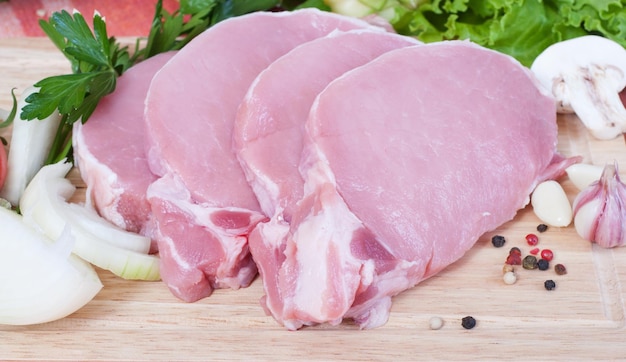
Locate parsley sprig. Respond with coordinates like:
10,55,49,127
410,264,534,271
20,9,130,164
16,0,291,165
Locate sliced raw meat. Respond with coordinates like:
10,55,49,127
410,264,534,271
255,40,577,330
144,9,382,302
73,52,175,252
235,29,419,220
233,29,420,324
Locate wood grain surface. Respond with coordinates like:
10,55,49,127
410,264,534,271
1,37,626,361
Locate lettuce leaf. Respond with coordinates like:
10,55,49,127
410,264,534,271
326,0,626,66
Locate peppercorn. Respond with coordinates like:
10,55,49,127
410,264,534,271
506,247,522,265
506,253,522,265
555,263,567,275
429,316,444,330
540,249,554,261
503,271,517,285
537,258,550,270
530,247,540,255
544,280,556,290
461,316,476,329
525,233,539,246
502,264,514,274
537,224,548,233
491,235,506,248
522,255,538,269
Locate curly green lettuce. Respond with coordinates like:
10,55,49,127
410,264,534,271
325,0,626,66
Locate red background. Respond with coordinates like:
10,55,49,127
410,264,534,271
0,0,180,37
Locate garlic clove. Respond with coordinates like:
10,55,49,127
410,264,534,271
572,162,626,248
531,180,573,227
573,197,602,241
566,163,604,191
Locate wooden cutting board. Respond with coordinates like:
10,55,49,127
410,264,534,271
1,37,626,361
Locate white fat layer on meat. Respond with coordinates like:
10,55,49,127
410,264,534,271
246,160,281,217
147,173,265,236
147,173,265,288
347,259,422,329
73,123,125,228
291,195,362,320
292,144,363,321
256,214,290,249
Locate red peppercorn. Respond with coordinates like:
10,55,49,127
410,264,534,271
525,233,539,246
505,253,522,265
530,248,540,255
541,249,554,261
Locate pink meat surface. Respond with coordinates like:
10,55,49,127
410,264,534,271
73,52,175,251
253,41,577,330
233,29,420,325
144,9,381,302
235,29,420,219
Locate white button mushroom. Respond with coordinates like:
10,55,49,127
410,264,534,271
530,35,626,140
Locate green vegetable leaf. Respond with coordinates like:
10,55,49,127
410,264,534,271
331,0,626,67
17,9,129,164
43,10,113,70
0,88,17,129
22,70,116,123
181,0,218,14
293,0,331,11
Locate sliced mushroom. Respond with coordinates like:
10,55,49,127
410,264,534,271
531,35,626,140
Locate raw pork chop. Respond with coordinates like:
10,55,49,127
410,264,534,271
233,29,419,322
252,41,577,330
144,9,381,302
235,29,420,219
73,52,175,252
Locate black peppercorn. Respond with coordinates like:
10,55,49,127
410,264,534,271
461,316,476,329
537,258,550,270
537,224,548,233
544,280,556,290
491,235,506,247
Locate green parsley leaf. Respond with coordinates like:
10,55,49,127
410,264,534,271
18,9,129,164
0,89,17,129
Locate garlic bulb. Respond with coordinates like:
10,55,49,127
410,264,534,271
572,162,626,248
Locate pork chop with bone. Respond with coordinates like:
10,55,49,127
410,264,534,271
143,9,383,302
233,28,420,326
246,40,578,330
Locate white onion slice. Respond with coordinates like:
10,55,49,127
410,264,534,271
20,161,160,280
0,207,102,325
0,86,62,206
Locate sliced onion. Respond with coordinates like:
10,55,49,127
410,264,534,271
0,86,62,206
20,161,160,280
0,207,102,325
